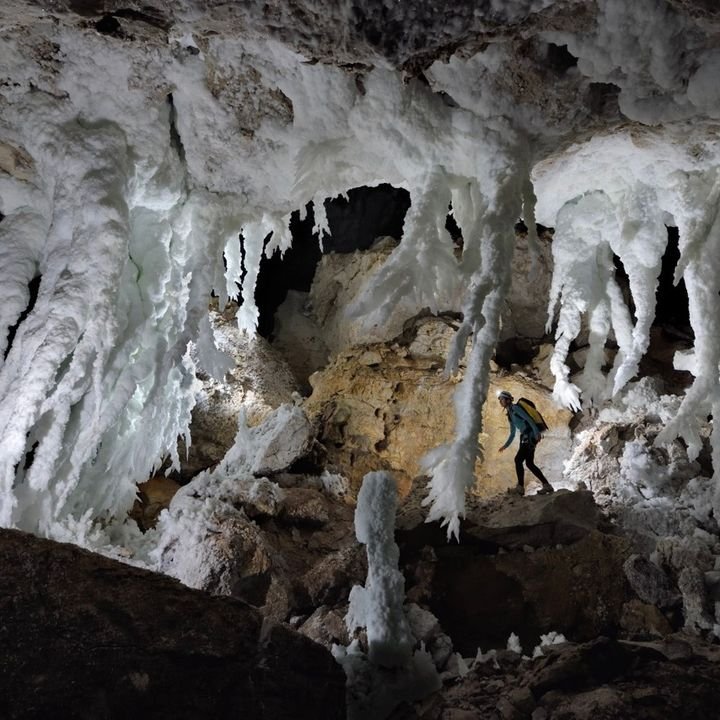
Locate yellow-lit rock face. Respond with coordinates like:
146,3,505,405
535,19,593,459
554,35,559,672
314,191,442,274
480,376,574,496
303,317,573,499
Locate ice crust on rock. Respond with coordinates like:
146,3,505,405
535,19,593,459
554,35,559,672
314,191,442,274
1,0,720,548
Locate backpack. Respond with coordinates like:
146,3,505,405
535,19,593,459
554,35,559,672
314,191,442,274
517,397,549,432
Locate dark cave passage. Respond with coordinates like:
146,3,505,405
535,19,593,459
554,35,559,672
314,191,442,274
253,184,411,337
654,226,692,337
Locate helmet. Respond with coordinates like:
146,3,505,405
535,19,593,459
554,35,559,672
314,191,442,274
497,390,513,401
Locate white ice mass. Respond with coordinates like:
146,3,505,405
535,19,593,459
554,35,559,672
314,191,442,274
1,0,720,549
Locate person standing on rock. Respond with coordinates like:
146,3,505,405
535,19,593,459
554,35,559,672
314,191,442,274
496,390,554,496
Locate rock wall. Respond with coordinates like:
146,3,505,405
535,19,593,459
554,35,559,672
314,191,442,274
303,315,573,497
0,527,345,720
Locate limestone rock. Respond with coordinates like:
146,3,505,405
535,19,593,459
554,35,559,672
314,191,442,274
304,316,572,496
271,289,331,389
678,566,715,632
298,606,351,649
398,494,633,655
620,599,673,638
250,404,314,476
390,635,720,720
623,554,678,608
155,470,359,622
462,489,601,549
501,231,554,341
0,528,345,720
301,545,367,607
308,236,402,353
129,474,181,531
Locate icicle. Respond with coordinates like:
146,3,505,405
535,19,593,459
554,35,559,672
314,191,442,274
263,213,293,258
422,169,522,541
346,167,458,329
655,176,720,475
312,193,330,248
609,189,667,395
236,220,266,333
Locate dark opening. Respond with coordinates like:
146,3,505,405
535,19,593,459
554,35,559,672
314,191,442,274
494,337,538,368
613,254,635,319
514,219,555,238
546,43,579,74
322,184,410,253
639,226,694,393
94,14,122,35
167,94,186,165
586,82,621,116
253,185,411,337
654,226,692,335
253,206,321,337
4,274,41,360
446,204,462,247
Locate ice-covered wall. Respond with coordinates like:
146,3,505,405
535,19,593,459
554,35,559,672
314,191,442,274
1,0,719,544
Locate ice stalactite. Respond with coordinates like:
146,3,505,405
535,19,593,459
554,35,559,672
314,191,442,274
545,191,626,410
656,173,720,484
545,187,667,411
0,209,48,362
0,107,241,540
347,166,460,329
422,168,524,541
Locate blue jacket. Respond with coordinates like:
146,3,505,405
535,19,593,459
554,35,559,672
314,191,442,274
501,403,541,450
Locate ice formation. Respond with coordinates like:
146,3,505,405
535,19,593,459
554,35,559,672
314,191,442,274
346,471,414,667
0,0,720,546
336,470,440,719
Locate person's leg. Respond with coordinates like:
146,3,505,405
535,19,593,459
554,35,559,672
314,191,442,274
524,440,553,492
514,443,527,492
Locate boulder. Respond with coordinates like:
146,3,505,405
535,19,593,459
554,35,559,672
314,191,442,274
623,554,678,608
0,528,345,720
398,492,633,655
154,471,361,622
389,636,720,720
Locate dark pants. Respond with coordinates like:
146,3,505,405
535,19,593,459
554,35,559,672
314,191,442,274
515,436,549,488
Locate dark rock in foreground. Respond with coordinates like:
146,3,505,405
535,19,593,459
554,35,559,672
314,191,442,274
391,635,720,720
0,528,345,720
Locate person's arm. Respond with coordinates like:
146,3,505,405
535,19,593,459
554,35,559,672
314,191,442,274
498,413,516,451
515,404,540,441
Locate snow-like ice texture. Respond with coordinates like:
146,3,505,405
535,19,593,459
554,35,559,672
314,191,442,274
0,19,529,544
564,378,714,537
543,0,711,125
141,408,295,587
563,378,720,634
535,126,720,518
337,471,441,719
3,0,720,551
506,632,523,654
332,639,440,720
531,631,567,658
347,471,414,668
